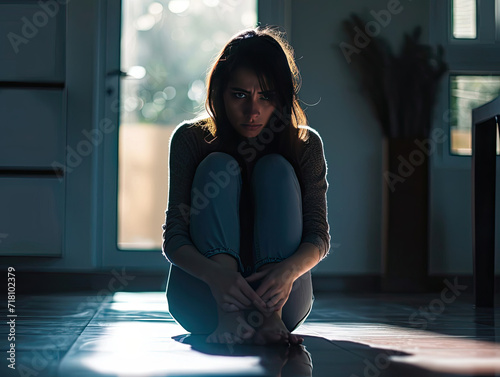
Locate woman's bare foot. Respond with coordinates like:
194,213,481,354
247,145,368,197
206,309,255,344
253,311,304,345
206,306,304,346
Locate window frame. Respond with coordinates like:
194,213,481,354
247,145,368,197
430,0,500,169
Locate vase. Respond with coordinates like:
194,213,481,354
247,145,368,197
381,137,429,292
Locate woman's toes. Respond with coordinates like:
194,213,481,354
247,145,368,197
233,335,243,344
289,333,303,345
218,333,231,343
227,334,242,344
269,332,283,343
217,332,242,344
254,329,287,345
276,331,287,343
241,328,255,341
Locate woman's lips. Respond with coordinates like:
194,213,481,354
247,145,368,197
241,124,263,129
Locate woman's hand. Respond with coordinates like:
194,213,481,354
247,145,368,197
206,265,267,313
245,262,297,312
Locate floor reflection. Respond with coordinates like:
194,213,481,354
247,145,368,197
172,334,313,377
13,291,499,377
475,307,497,337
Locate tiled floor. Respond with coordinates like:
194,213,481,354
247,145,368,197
2,289,499,376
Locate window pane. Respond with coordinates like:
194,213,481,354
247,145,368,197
497,0,500,42
118,0,257,249
452,0,477,39
450,75,500,155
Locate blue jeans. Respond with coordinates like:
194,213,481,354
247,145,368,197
166,152,313,334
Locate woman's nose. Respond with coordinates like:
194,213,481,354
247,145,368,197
244,99,260,119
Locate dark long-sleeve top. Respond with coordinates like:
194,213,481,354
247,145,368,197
162,121,331,264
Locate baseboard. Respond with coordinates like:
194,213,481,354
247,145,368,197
11,270,500,295
13,270,169,295
312,274,500,294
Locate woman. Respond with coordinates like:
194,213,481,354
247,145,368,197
162,27,330,345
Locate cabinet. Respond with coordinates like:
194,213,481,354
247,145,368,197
0,2,66,256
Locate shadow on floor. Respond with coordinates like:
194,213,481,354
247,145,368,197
172,333,428,377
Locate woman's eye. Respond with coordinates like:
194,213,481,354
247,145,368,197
233,92,246,99
261,92,275,101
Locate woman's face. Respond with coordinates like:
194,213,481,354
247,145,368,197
223,67,276,138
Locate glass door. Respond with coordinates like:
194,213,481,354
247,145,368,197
102,0,257,268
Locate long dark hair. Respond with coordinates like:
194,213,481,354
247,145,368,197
198,27,309,180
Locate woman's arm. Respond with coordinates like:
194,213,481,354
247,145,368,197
246,242,320,311
168,244,221,285
280,242,321,280
162,124,198,262
299,127,331,259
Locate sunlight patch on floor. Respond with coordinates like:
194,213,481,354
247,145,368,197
300,322,500,375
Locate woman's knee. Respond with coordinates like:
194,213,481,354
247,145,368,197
253,153,296,182
197,152,240,176
252,154,301,202
193,152,241,190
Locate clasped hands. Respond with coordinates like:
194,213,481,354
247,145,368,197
208,261,296,313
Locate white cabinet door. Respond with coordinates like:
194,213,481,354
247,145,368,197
0,88,66,167
0,3,65,82
0,178,64,256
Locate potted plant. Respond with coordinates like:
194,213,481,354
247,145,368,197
342,14,448,291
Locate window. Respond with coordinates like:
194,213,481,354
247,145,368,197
452,0,477,39
450,75,500,155
118,0,257,249
431,0,500,159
